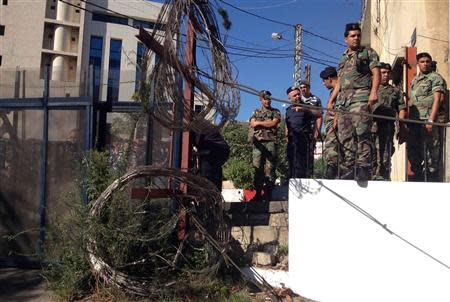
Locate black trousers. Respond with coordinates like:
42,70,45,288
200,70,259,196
287,132,311,179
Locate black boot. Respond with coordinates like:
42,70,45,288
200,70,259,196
340,169,354,180
324,165,338,179
355,166,370,182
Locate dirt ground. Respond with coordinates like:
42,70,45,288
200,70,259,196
0,267,57,302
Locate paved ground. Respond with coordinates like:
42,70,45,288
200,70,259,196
0,268,57,302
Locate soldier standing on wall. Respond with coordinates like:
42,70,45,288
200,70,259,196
249,90,281,200
319,67,341,179
371,63,407,180
408,52,446,182
336,23,380,181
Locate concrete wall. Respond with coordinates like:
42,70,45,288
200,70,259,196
361,0,450,181
289,178,450,302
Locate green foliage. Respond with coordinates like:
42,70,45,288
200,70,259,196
313,158,326,179
44,193,95,300
82,150,112,202
223,158,254,189
221,121,288,186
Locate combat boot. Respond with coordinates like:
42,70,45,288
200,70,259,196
340,169,354,180
324,165,337,179
355,166,370,182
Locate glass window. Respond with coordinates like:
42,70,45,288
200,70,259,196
133,19,165,31
0,25,5,36
92,12,128,25
89,36,103,101
135,42,146,92
107,39,122,102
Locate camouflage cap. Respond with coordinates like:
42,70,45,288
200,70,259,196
259,90,272,100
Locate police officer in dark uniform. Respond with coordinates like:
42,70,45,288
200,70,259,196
193,130,230,191
285,86,321,178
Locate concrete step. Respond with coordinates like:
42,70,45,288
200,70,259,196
224,200,288,215
231,225,288,248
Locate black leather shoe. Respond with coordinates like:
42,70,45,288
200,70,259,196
324,165,337,179
355,166,370,182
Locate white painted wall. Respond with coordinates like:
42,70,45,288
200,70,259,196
289,179,450,302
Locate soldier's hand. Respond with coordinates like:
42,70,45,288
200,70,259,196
368,92,378,108
425,123,433,134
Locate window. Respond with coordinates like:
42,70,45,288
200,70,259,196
92,12,128,25
2,0,7,5
133,19,165,31
135,42,146,92
0,25,5,36
89,36,103,101
107,39,122,103
0,55,2,66
50,5,55,10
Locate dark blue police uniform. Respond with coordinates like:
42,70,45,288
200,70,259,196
285,105,313,178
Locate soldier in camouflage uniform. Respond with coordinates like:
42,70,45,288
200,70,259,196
371,63,407,180
250,90,281,199
408,52,446,182
336,23,380,181
320,66,341,179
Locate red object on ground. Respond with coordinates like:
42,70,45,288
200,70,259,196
243,188,268,202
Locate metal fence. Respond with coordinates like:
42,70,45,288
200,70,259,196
0,66,173,266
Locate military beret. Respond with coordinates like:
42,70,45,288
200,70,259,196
286,86,300,95
319,66,338,79
379,62,392,70
299,80,310,87
344,23,361,36
416,52,432,61
259,90,272,100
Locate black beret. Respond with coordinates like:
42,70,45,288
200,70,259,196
416,52,432,61
320,66,338,79
345,23,361,36
259,90,272,100
286,86,300,95
379,62,392,70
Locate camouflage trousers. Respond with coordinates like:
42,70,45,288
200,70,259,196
323,114,340,168
253,140,277,190
407,119,444,182
337,101,373,172
371,121,395,180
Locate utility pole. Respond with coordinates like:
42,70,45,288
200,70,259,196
305,64,311,84
294,24,302,86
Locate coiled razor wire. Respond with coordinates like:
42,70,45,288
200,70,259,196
140,0,240,133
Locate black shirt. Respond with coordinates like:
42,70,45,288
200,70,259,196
285,105,313,134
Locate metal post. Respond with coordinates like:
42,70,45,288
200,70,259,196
38,65,50,257
305,64,311,84
294,24,302,86
180,20,196,175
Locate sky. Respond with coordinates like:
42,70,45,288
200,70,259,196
209,0,363,121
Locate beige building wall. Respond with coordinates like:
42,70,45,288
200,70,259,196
361,0,449,181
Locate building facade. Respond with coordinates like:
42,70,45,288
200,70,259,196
0,0,163,100
361,0,449,181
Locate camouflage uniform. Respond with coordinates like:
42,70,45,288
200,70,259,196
371,84,406,180
336,46,379,176
301,94,322,177
250,107,281,190
408,71,445,181
323,89,340,174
